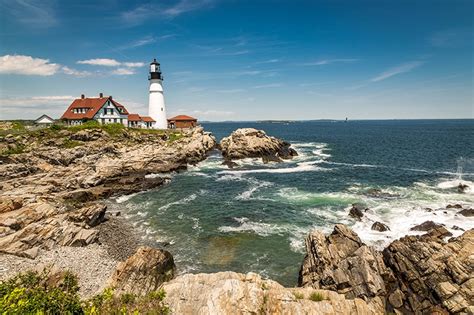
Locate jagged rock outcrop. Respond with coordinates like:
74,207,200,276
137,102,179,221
162,272,385,315
108,246,175,295
299,224,474,314
383,228,474,314
0,127,216,258
219,128,297,163
298,224,393,300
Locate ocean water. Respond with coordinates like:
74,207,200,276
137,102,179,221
113,120,474,286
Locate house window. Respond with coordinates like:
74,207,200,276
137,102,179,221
161,107,163,111
114,118,117,123
104,108,107,115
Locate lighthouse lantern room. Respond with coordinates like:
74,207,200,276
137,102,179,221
148,58,167,129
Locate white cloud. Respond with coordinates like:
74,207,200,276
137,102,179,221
77,58,121,67
0,95,74,108
371,61,424,82
61,66,92,77
0,55,60,76
299,59,358,66
123,62,145,68
112,68,136,75
77,58,144,71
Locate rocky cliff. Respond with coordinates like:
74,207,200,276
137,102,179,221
0,126,216,259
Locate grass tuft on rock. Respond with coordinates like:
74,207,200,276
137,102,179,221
309,291,326,302
293,292,304,300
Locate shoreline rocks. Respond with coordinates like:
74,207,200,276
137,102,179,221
107,246,175,296
0,127,216,259
299,224,474,314
219,128,297,163
162,271,385,314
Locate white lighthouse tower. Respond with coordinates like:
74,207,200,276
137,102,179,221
148,58,167,129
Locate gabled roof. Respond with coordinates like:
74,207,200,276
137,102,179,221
128,114,142,121
167,115,197,121
113,100,129,115
141,116,155,122
35,114,55,123
60,96,128,120
128,114,156,123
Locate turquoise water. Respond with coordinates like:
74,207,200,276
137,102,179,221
114,120,474,286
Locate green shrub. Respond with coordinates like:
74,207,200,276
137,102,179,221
62,139,83,148
1,144,25,155
50,124,64,131
84,288,169,314
309,291,326,302
11,121,26,131
168,132,183,143
293,292,304,299
0,270,170,315
101,123,125,136
0,270,82,314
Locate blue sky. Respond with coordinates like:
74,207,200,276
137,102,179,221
0,0,472,121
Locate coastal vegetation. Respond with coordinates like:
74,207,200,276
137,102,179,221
0,120,185,155
0,270,169,314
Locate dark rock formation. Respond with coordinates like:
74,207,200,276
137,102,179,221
410,220,444,231
457,208,474,217
371,221,390,232
457,183,469,193
348,204,366,220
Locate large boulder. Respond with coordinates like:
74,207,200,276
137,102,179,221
219,128,297,163
162,271,385,315
383,229,474,314
107,246,175,295
298,224,393,300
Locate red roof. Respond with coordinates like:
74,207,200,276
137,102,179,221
167,115,197,121
141,116,155,122
128,114,142,121
61,96,128,120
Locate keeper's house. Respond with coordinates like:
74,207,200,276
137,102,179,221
61,93,155,129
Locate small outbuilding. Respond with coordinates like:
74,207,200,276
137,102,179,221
167,115,197,129
35,114,55,125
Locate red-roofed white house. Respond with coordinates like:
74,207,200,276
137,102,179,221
61,93,155,129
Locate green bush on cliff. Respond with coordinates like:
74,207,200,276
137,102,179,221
0,270,169,315
84,288,169,314
0,270,82,314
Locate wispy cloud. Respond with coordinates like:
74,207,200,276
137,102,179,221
0,0,58,28
370,61,424,82
77,58,144,70
112,68,136,75
118,34,176,50
256,59,281,64
216,89,245,93
61,66,92,77
0,55,60,76
299,58,358,66
429,29,471,48
122,0,215,25
253,83,282,89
